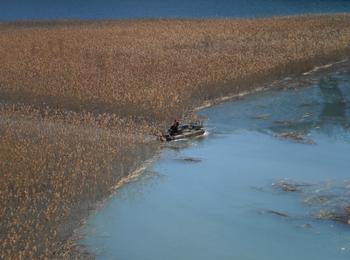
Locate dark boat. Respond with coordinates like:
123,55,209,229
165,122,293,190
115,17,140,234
163,123,206,141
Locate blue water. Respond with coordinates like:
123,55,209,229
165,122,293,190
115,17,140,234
1,0,350,21
80,67,350,259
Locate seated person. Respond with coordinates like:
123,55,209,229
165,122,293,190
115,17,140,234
169,119,180,136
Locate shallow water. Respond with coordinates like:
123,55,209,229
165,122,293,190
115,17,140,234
80,66,350,259
1,0,350,21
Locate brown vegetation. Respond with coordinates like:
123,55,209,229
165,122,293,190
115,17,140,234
1,15,350,120
1,15,350,258
0,104,158,258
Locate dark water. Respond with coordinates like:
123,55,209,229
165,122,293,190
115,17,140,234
1,0,350,21
80,64,350,259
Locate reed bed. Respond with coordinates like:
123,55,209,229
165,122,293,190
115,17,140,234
0,104,158,259
1,14,350,258
1,15,350,120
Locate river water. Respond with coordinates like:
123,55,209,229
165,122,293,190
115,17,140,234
80,63,350,259
1,0,350,21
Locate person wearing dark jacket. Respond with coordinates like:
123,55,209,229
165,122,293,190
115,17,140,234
169,119,180,135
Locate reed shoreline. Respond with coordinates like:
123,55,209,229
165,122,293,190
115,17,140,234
1,14,350,258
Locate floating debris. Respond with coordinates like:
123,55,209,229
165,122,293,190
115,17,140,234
302,112,313,118
252,114,271,120
303,195,334,205
176,156,202,163
269,180,350,227
313,209,350,225
273,120,294,125
259,209,289,218
312,209,334,219
299,223,312,228
277,132,305,141
272,180,306,192
275,131,315,144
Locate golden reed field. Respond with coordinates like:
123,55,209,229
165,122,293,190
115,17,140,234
1,14,350,258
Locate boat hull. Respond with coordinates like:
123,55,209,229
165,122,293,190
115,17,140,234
166,129,205,141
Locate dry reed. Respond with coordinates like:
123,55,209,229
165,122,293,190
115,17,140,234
0,104,158,259
1,14,350,258
1,15,350,120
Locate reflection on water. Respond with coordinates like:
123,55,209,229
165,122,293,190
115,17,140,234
268,75,350,139
319,77,348,123
81,67,350,259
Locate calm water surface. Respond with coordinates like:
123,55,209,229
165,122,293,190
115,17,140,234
81,66,350,259
1,0,350,21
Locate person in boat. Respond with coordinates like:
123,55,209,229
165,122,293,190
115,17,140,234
169,119,180,136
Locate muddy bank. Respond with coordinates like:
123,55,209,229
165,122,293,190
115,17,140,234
1,15,350,258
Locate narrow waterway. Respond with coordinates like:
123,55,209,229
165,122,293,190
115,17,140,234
80,65,350,259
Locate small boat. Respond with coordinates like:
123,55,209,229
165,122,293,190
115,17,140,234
163,123,205,141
